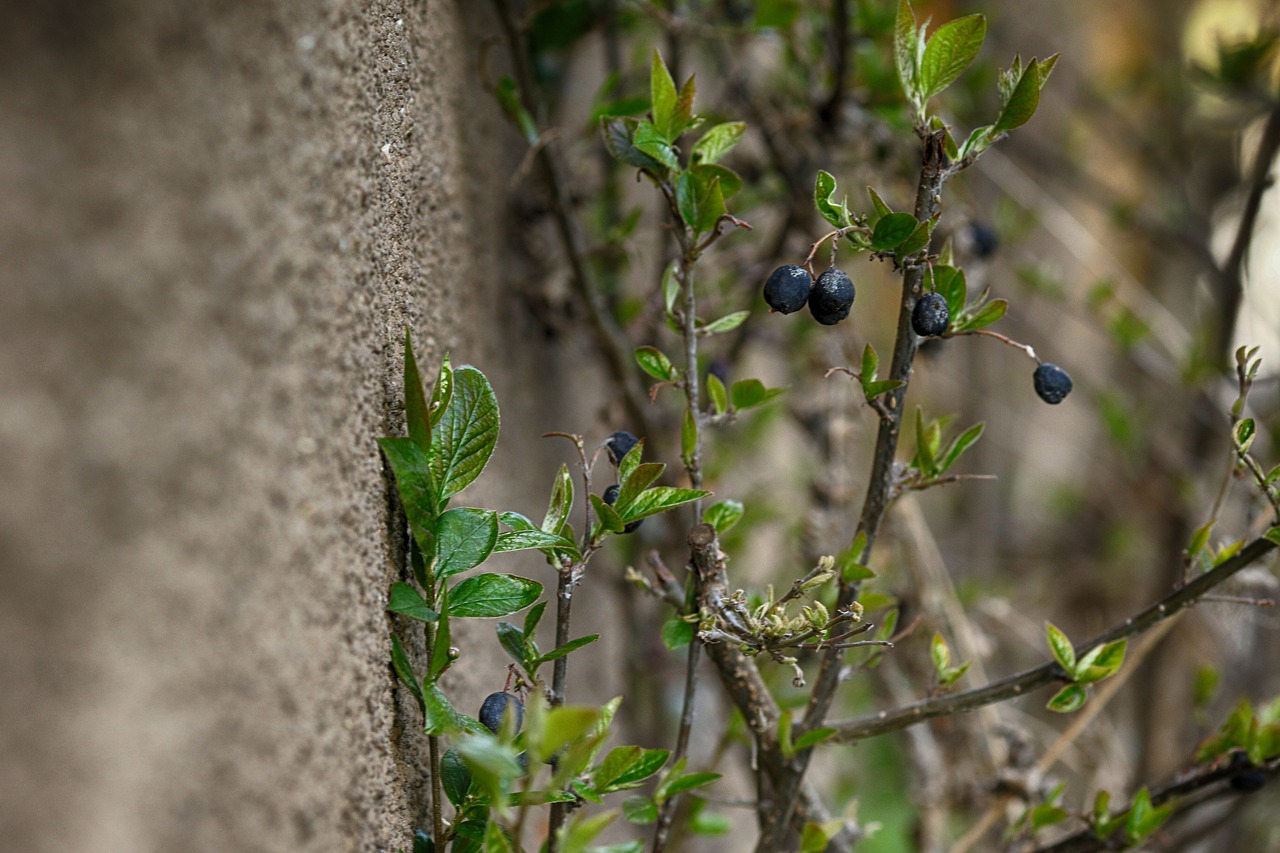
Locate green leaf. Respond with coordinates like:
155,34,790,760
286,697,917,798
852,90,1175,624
994,57,1053,133
390,633,425,716
619,461,665,509
894,0,920,103
1265,526,1280,547
441,747,473,808
871,212,918,251
1234,418,1257,453
814,170,850,228
691,122,746,163
610,748,671,789
793,727,837,751
496,620,529,669
632,121,679,171
730,378,786,410
691,163,742,199
754,0,801,28
860,343,879,389
535,634,600,665
424,683,463,734
542,464,574,535
635,346,676,381
623,795,658,824
449,573,542,618
662,616,695,650
867,186,893,223
707,373,728,414
939,422,984,473
1076,638,1127,684
931,632,951,674
703,499,744,534
1125,787,1171,845
601,117,665,171
965,298,1008,330
835,545,875,582
429,587,452,681
1029,803,1069,831
657,770,721,801
662,261,680,315
591,493,626,534
931,265,966,320
914,408,938,476
434,507,498,579
494,527,577,555
674,73,697,138
894,216,934,258
1047,683,1087,714
1045,622,1076,673
402,330,432,452
702,310,749,335
650,50,678,140
524,600,546,637
389,582,438,622
378,437,439,551
687,800,730,836
919,15,986,100
430,366,499,500
677,170,726,235
621,486,711,523
864,380,904,400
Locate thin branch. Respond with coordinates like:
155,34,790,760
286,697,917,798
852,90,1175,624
830,535,1277,743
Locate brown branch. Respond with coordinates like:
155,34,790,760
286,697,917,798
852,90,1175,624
830,535,1276,743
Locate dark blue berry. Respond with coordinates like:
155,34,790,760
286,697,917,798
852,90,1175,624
479,692,524,735
603,484,642,533
1033,363,1073,404
604,431,639,465
912,292,950,337
764,264,812,314
808,268,855,325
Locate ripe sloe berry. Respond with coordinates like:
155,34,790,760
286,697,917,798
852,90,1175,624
479,691,524,735
808,268,855,325
912,292,950,337
604,431,639,465
1033,363,1073,404
1230,770,1268,792
603,484,643,533
763,264,812,314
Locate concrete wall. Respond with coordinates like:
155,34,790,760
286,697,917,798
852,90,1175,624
0,1,568,849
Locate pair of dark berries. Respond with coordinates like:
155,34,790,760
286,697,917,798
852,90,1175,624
601,431,643,533
764,264,854,325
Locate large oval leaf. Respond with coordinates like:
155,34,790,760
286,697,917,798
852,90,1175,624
430,366,499,500
435,507,498,579
450,573,543,618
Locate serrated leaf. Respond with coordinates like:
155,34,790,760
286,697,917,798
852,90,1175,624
1046,622,1076,672
702,310,749,334
919,15,986,100
430,366,499,500
707,373,728,414
703,499,744,534
635,346,676,381
449,573,542,618
389,582,438,622
872,212,918,251
691,121,746,163
390,633,425,716
1047,683,1087,713
966,298,1008,330
632,121,679,171
662,616,695,650
434,507,498,579
677,170,726,235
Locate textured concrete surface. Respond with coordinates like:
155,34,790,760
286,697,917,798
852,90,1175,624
0,1,569,850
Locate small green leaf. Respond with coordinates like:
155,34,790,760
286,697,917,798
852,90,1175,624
867,186,893,223
1076,639,1127,684
389,582,438,622
703,499,745,534
390,633,425,716
730,378,786,410
430,365,500,500
662,615,694,650
657,770,721,801
1265,526,1280,547
1124,787,1171,845
449,573,542,618
930,632,951,673
793,727,837,751
814,170,850,228
635,346,676,381
702,310,749,334
681,408,697,468
662,261,680,315
542,464,574,535
914,408,938,476
618,461,665,508
707,373,728,414
1047,683,1087,713
535,634,600,665
965,298,1008,330
691,121,746,163
691,163,742,199
650,50,678,140
623,796,658,824
429,587,451,681
994,56,1055,133
1028,803,1069,831
860,343,879,389
894,217,934,259
939,422,985,473
378,437,439,551
403,330,432,452
871,212,918,251
864,380,904,400
496,620,529,669
894,0,920,103
1045,622,1076,673
835,545,875,582
919,15,987,100
622,487,711,523
601,116,665,171
441,747,473,808
931,265,966,320
677,170,726,235
590,493,626,534
424,683,463,734
632,121,679,171
494,528,577,555
434,507,499,579
1234,418,1257,453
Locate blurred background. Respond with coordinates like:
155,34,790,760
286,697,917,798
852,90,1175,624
2,0,1278,851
